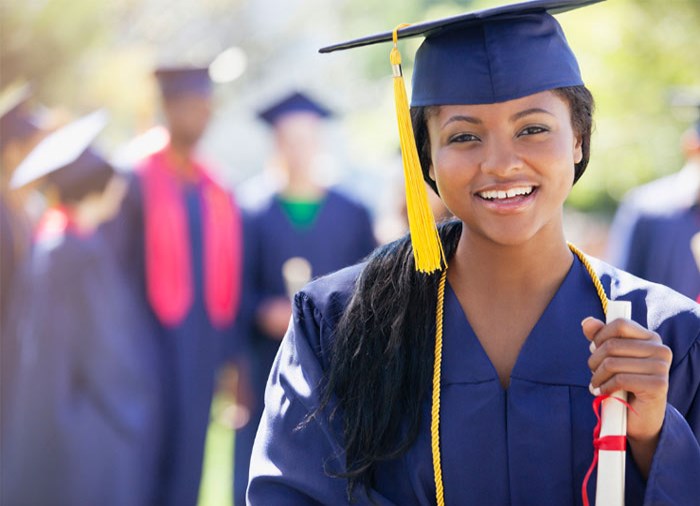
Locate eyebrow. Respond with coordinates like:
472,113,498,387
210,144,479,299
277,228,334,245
442,115,482,128
510,107,555,121
442,107,555,128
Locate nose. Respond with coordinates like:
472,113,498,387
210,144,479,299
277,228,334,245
480,138,523,178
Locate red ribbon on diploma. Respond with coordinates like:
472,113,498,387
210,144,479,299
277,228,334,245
582,394,634,506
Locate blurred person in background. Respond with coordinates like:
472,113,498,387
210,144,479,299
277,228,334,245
607,108,700,273
618,115,700,300
233,90,376,505
102,65,243,506
0,83,44,323
0,83,45,473
2,111,162,506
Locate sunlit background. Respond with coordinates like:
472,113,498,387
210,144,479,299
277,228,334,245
2,0,699,504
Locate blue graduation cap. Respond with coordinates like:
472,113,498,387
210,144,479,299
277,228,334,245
0,83,41,151
320,0,605,274
154,66,212,99
10,110,109,190
321,0,603,106
257,91,332,126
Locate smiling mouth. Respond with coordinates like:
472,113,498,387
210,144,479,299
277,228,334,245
477,186,535,201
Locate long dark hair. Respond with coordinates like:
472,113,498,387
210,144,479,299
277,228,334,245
319,85,594,500
319,220,462,500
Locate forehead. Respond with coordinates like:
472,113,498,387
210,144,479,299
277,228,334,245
273,111,322,132
429,90,571,123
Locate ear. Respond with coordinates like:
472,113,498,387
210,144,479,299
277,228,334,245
573,133,583,164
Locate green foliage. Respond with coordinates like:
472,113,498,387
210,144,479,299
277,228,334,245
0,0,114,102
2,0,698,213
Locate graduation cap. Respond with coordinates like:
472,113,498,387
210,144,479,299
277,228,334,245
154,66,212,99
257,91,332,126
320,0,605,273
10,110,109,190
0,83,41,151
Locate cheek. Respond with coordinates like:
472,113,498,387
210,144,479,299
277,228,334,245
432,147,478,187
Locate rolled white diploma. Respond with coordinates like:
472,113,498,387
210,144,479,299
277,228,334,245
282,257,312,301
595,300,632,506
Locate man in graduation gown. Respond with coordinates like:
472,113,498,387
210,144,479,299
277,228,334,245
607,115,700,273
102,66,243,506
625,206,700,301
617,118,700,300
233,91,376,505
3,111,162,506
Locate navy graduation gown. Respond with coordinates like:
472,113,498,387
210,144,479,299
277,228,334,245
101,173,233,506
625,207,700,301
0,200,25,453
234,189,376,504
3,228,162,506
248,256,700,505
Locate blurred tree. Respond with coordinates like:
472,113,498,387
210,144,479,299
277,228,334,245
1,0,698,212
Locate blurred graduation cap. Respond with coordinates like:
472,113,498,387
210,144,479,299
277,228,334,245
257,91,332,126
154,66,212,99
10,110,110,192
320,0,605,273
0,82,42,151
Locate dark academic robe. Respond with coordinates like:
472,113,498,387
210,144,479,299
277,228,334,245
234,189,376,505
2,227,162,506
102,173,235,506
625,206,700,301
0,199,25,453
248,256,700,505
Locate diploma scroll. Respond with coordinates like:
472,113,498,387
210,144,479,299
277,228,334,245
595,300,632,506
282,257,312,301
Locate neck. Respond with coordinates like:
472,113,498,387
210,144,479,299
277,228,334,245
166,140,198,180
281,178,324,200
449,228,573,299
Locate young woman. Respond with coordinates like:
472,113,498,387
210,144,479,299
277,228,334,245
247,1,700,504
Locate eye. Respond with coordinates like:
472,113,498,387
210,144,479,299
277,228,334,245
448,132,480,144
518,125,549,137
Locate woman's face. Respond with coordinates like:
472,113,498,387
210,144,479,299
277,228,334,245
426,90,582,247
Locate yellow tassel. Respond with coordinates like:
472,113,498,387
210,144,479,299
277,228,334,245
390,25,445,273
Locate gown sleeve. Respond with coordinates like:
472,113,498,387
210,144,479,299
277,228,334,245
247,286,393,506
247,291,348,505
643,333,700,505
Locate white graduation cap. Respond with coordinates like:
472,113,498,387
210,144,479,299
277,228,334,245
10,109,108,189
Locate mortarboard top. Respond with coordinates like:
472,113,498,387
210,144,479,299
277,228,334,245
10,110,108,189
0,82,41,150
320,0,604,106
154,66,212,99
257,91,332,126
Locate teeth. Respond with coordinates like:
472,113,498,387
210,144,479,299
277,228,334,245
479,186,533,200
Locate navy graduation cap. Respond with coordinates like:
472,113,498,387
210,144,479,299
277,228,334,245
321,0,603,106
258,91,332,126
10,110,109,190
154,66,212,99
320,0,605,274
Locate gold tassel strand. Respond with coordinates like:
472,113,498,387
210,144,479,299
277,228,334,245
390,25,445,273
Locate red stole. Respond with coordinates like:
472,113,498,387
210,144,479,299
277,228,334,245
138,147,241,329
